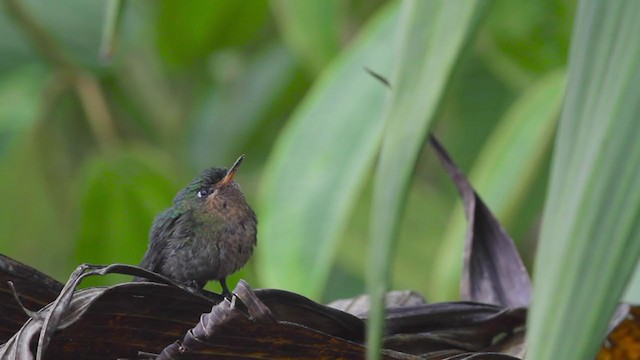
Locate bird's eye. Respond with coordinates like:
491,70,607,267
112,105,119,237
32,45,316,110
197,188,211,198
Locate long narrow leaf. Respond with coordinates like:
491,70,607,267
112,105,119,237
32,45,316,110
527,1,640,359
367,1,489,358
257,3,399,299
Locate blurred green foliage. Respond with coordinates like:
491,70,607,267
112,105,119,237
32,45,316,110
0,0,576,301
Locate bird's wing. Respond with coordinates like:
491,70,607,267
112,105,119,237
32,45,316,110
134,209,182,281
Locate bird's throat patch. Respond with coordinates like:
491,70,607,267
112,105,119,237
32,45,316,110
205,189,220,212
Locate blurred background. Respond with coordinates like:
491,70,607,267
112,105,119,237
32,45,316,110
0,0,574,302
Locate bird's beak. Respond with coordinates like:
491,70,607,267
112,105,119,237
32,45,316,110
218,154,245,187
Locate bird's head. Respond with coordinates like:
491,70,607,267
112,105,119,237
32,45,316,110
173,155,253,219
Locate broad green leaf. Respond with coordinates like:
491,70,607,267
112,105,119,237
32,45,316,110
367,1,488,358
431,69,566,301
75,148,178,286
270,0,345,73
156,0,268,65
257,3,399,299
528,1,640,359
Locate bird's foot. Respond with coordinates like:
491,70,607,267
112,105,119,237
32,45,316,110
186,280,202,290
180,280,221,302
181,280,201,296
219,278,232,300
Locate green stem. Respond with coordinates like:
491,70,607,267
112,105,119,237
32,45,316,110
100,0,125,62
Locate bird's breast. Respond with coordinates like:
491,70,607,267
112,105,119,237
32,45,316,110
190,202,257,279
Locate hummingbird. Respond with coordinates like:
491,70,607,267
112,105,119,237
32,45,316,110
134,155,257,296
